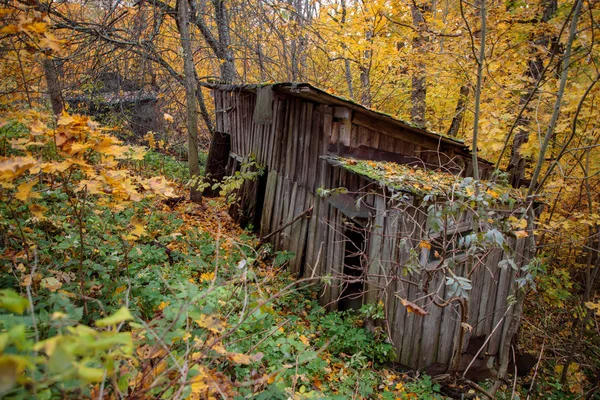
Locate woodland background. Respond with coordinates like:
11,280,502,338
0,0,599,398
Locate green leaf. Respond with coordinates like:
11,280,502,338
77,365,105,382
0,290,29,315
95,307,134,327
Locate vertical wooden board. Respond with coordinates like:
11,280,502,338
299,103,313,186
330,122,340,145
294,190,311,277
436,291,459,365
435,278,453,365
237,95,244,155
275,178,292,249
442,263,467,368
392,205,417,359
270,97,283,169
270,172,284,244
371,130,380,148
289,186,307,274
350,124,359,149
214,90,223,132
239,95,246,156
488,248,515,356
318,108,333,188
304,192,318,277
281,181,297,251
409,290,426,369
481,250,503,342
256,122,264,164
289,100,302,181
322,204,337,308
303,105,315,186
358,126,369,147
379,133,390,152
307,107,322,193
474,255,496,337
275,99,290,172
392,279,408,361
466,257,484,340
382,208,400,300
315,196,330,277
284,99,297,179
367,195,386,304
260,170,278,238
339,118,351,147
331,210,344,310
418,273,444,369
499,237,527,359
293,102,307,183
399,271,418,365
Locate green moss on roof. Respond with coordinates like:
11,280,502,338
331,156,523,205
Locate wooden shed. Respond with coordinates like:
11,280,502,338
209,83,530,375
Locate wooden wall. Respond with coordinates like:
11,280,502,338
213,87,525,371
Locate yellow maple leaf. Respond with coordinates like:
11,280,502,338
15,180,41,202
57,113,74,126
514,230,528,238
126,217,146,240
29,203,47,219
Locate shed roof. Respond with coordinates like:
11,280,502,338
208,82,469,151
325,156,523,205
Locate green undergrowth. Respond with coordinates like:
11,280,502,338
0,112,443,398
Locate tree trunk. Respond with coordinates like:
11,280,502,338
43,56,64,115
360,28,373,108
340,0,354,99
203,131,231,197
410,3,427,126
212,0,235,83
447,84,469,137
178,0,202,203
507,0,557,188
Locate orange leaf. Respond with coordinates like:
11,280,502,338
400,298,429,316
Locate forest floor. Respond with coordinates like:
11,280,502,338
0,111,574,399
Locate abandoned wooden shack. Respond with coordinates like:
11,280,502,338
209,82,531,375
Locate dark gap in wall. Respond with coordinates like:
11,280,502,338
338,221,366,312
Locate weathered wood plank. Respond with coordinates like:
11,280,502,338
281,181,297,251
308,107,322,193
276,99,290,172
260,170,278,238
284,99,297,179
419,271,444,369
301,103,314,187
293,102,307,184
294,190,311,277
366,194,386,304
304,193,319,277
289,185,307,274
